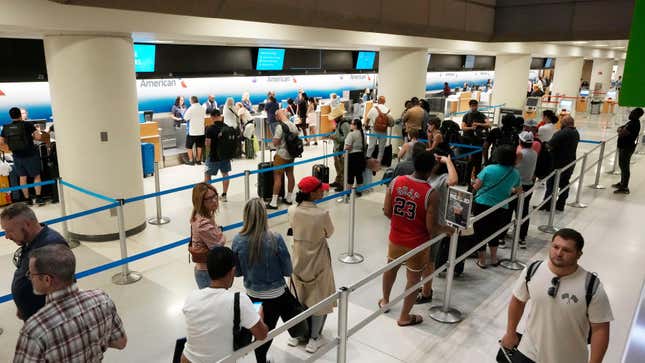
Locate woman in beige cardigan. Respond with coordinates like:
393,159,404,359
287,176,336,354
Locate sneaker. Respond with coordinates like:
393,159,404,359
611,182,622,189
25,198,34,206
415,290,433,305
283,199,293,205
519,240,527,249
498,241,507,249
334,187,344,192
555,205,565,212
355,191,363,197
220,194,227,202
305,338,324,353
35,196,46,206
614,188,630,194
196,161,202,165
287,337,303,347
266,203,278,210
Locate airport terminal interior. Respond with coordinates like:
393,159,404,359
0,0,644,362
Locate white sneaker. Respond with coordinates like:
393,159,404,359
305,338,324,353
220,194,227,202
287,337,301,347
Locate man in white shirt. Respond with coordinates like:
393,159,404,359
267,109,299,209
538,111,558,143
182,246,268,363
364,96,390,162
184,96,206,165
501,228,613,363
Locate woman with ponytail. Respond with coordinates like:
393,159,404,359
287,176,336,353
344,118,367,196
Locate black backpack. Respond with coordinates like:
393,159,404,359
534,141,554,179
217,125,237,160
3,122,30,152
495,127,520,149
440,120,462,144
525,260,599,344
281,123,303,158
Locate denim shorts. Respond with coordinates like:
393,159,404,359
13,154,41,177
205,160,231,176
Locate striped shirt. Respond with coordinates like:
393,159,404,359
14,284,126,363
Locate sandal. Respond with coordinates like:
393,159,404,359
476,261,488,269
378,299,390,313
397,314,423,327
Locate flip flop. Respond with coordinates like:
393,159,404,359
476,261,488,269
397,314,423,327
378,299,391,313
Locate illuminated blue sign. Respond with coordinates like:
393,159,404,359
356,51,376,70
256,48,285,71
134,44,156,73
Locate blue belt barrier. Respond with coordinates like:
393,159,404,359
250,152,344,175
263,132,333,144
365,133,402,139
60,180,117,203
454,148,483,160
580,139,603,145
0,179,55,194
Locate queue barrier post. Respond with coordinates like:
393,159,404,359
336,286,350,363
607,149,620,175
244,170,251,202
56,178,79,249
260,118,266,164
589,141,607,189
339,187,364,264
500,191,526,271
538,169,561,234
429,231,463,323
157,128,165,168
338,151,349,203
112,200,142,285
569,153,589,208
147,162,171,225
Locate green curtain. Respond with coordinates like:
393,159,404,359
620,0,645,106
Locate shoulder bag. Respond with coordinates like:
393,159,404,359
233,292,254,350
188,227,209,264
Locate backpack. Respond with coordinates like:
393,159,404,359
440,120,462,144
281,123,303,159
494,127,520,149
217,125,237,160
534,140,554,179
525,260,599,344
3,122,30,152
373,106,390,133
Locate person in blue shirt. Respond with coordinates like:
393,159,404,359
231,198,297,363
471,145,521,268
264,94,280,136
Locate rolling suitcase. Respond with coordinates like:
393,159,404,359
454,159,470,186
257,152,285,201
0,152,12,206
312,139,330,183
141,142,155,177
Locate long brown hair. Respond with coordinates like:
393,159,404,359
191,183,218,222
239,198,274,265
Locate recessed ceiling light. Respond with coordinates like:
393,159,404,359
572,41,588,45
596,44,609,47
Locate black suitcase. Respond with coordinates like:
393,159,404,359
257,161,285,201
312,140,330,183
370,144,393,167
454,159,470,186
382,167,395,185
434,236,466,275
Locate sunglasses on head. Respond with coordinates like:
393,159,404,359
547,276,560,298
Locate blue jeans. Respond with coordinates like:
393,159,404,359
194,269,211,289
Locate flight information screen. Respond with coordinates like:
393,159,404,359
256,48,285,71
134,44,156,72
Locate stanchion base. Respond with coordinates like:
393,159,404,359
499,259,526,271
538,225,558,234
588,184,606,190
336,196,349,204
148,217,171,225
68,239,81,249
606,171,621,175
429,306,463,324
338,253,364,264
567,202,588,208
111,271,142,285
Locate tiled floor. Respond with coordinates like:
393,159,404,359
0,112,642,362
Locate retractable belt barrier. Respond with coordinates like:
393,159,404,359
262,131,334,144
0,179,55,194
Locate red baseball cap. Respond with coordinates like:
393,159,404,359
298,176,329,193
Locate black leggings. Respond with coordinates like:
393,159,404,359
347,152,366,186
473,202,510,251
248,290,295,363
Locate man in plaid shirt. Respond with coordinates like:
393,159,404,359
13,244,127,362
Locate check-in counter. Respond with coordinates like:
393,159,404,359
320,104,334,133
139,122,162,162
576,97,588,113
458,92,472,112
602,99,616,113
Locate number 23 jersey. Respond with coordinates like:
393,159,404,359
388,175,433,249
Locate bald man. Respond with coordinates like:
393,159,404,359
365,96,391,163
540,115,579,212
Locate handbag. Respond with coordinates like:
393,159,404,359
496,333,525,363
187,228,209,264
285,279,309,338
233,292,254,350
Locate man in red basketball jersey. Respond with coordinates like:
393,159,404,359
379,150,446,326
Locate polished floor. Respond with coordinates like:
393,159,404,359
0,112,643,362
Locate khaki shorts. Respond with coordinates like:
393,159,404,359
273,154,294,175
388,242,432,272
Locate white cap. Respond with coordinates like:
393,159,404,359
519,131,534,143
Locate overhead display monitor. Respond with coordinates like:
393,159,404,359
256,48,285,71
544,58,554,68
134,44,156,72
356,51,376,70
464,55,475,69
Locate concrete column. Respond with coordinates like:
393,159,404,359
491,54,531,110
589,58,614,94
44,34,145,241
551,57,584,97
377,48,428,148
